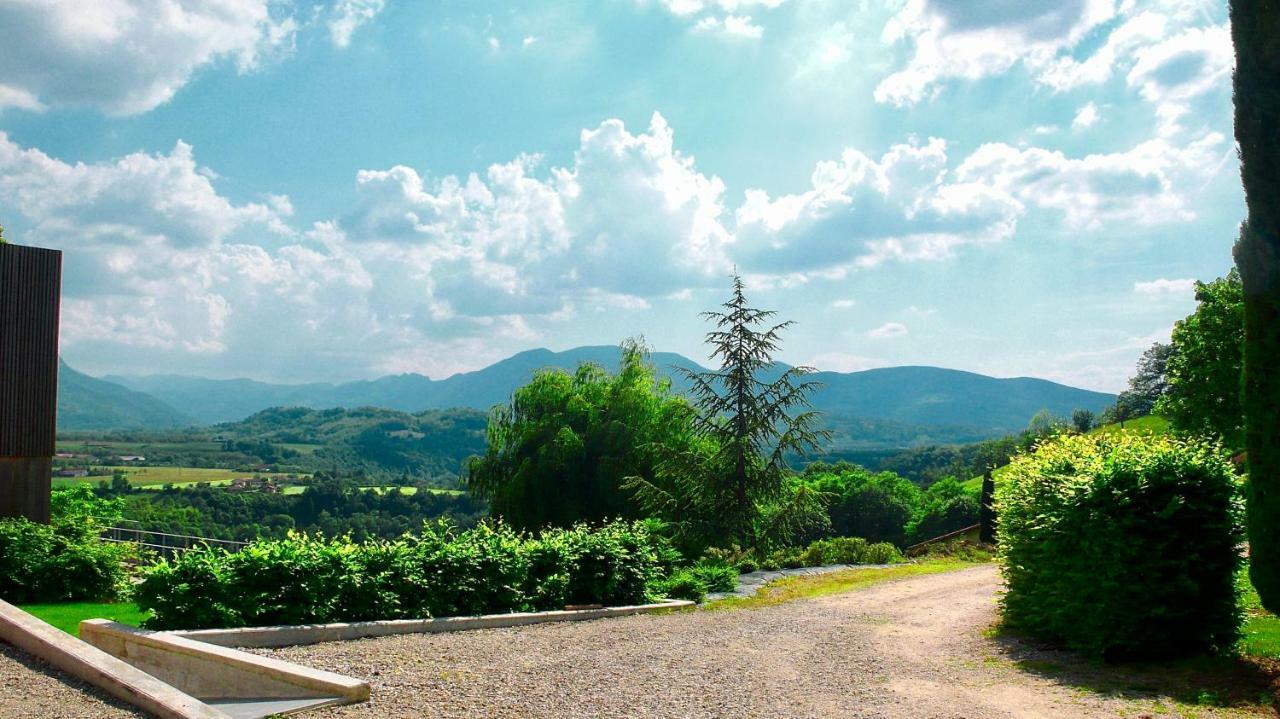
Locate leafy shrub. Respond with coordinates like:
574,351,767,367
652,569,708,603
0,485,131,604
736,557,758,574
997,433,1243,659
906,478,980,544
136,519,665,630
762,536,902,570
689,560,738,593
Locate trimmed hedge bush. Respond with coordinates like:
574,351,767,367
135,520,666,630
996,433,1243,659
0,486,132,604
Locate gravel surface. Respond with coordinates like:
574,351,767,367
0,642,144,719
253,564,1274,719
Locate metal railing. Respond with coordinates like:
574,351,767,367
97,519,250,561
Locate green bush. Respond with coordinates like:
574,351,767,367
997,433,1243,659
763,536,902,570
136,519,665,630
652,569,708,603
0,486,132,604
689,560,738,593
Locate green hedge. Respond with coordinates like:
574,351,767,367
0,486,132,604
762,536,902,570
135,520,668,630
996,433,1243,659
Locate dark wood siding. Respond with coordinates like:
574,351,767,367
0,244,62,458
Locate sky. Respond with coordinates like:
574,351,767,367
0,0,1242,392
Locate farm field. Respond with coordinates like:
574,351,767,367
51,466,250,488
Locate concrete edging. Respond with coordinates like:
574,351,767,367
80,620,370,706
0,599,229,719
172,600,695,649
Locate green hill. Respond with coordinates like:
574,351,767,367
58,361,193,431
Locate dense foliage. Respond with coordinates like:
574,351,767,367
135,520,669,630
627,275,827,554
467,342,699,530
996,433,1243,659
906,478,980,545
1229,0,1280,614
1156,271,1244,448
0,486,132,603
800,463,919,547
116,476,485,541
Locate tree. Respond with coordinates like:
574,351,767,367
1231,0,1280,611
0,223,6,245
1119,342,1176,416
802,463,920,547
907,477,980,544
467,340,696,530
1071,409,1096,434
627,274,828,552
1154,271,1244,447
1027,409,1065,436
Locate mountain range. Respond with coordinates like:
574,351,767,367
57,346,1115,443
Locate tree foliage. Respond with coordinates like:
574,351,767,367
997,433,1243,659
626,274,828,553
467,340,697,531
800,462,920,547
1154,271,1244,447
1230,0,1280,613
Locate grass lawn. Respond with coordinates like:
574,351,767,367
708,559,977,610
1240,568,1280,661
19,602,150,635
53,466,250,489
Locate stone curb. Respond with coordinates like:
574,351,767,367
80,620,370,705
171,600,696,649
0,599,229,719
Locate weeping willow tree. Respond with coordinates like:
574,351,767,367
1231,0,1280,611
627,274,829,553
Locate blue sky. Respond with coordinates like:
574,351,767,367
0,0,1240,391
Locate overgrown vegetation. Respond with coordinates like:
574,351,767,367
997,432,1243,660
467,340,698,530
626,274,828,555
0,486,132,603
135,519,669,630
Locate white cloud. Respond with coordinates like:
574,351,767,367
1127,24,1233,135
523,36,539,48
734,137,1021,272
488,36,501,50
1134,277,1196,295
657,0,787,16
693,14,764,39
953,131,1224,230
328,0,386,48
875,0,1117,106
831,298,856,309
867,322,909,339
0,0,297,116
1072,102,1100,129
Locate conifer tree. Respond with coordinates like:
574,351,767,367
1230,0,1280,610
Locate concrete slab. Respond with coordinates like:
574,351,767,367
0,599,229,719
207,697,347,719
80,620,369,715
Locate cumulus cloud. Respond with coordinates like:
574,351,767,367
733,137,1021,272
831,298,856,309
875,0,1117,106
328,0,386,48
693,14,764,39
867,322,909,339
657,0,787,15
1072,102,1100,129
0,0,297,116
1134,277,1196,295
953,131,1225,230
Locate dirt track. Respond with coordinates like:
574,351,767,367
259,564,1275,718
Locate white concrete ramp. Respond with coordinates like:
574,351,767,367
80,620,368,719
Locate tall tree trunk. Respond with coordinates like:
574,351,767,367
1231,0,1280,610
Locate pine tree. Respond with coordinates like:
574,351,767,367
1230,0,1280,611
628,274,828,551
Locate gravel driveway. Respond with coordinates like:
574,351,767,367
0,642,143,719
255,564,1275,718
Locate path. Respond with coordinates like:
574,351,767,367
256,564,1274,718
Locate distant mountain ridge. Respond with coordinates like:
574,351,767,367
58,361,193,430
100,346,1115,435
